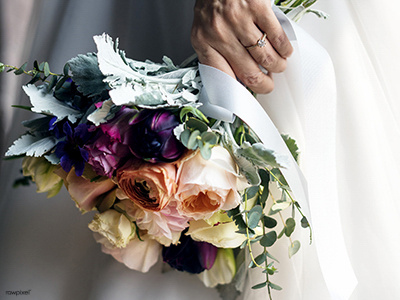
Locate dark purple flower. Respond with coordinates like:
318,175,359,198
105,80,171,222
55,122,92,176
162,234,218,274
127,109,184,163
86,107,137,177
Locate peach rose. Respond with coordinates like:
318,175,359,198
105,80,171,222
117,160,177,212
176,147,244,220
117,199,190,246
55,165,116,213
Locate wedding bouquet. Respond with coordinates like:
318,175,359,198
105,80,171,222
1,1,322,298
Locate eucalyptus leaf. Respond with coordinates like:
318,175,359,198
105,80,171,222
180,128,191,148
289,240,301,258
285,217,296,237
269,201,291,215
251,282,267,290
43,62,50,77
247,205,263,229
199,143,212,160
301,216,310,228
187,130,200,150
263,216,278,229
186,117,208,132
260,231,277,247
268,282,283,291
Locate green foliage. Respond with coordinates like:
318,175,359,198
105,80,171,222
0,62,5,72
289,240,301,258
260,231,277,247
282,134,299,162
68,53,108,96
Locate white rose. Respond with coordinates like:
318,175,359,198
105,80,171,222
89,209,135,248
187,211,248,248
96,233,162,273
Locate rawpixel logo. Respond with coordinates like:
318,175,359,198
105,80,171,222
5,290,31,296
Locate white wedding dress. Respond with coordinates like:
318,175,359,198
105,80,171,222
1,1,399,300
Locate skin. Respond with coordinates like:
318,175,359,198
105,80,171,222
191,0,293,94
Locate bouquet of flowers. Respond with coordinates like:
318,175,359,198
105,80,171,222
1,1,323,298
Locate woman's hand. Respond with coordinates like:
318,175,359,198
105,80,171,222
191,0,293,94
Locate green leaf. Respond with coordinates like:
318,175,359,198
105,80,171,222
289,240,301,258
282,134,299,162
301,216,310,228
186,118,208,132
237,142,283,169
180,128,191,148
199,143,212,160
28,72,41,84
263,216,277,228
55,76,67,90
201,131,218,145
285,217,296,237
277,228,285,239
268,282,283,291
38,62,45,71
63,63,70,76
33,60,39,70
14,62,27,75
252,282,267,290
266,252,280,263
68,53,108,96
0,62,5,73
180,106,209,123
187,130,200,150
43,62,50,77
269,201,291,215
260,231,277,247
247,205,263,229
47,75,58,92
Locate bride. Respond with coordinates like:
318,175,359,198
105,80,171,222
0,0,399,299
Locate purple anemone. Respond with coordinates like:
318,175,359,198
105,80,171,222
127,109,184,163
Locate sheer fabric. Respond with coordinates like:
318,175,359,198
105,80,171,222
1,1,399,299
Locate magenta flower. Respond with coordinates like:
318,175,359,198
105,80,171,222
127,109,184,163
86,107,137,177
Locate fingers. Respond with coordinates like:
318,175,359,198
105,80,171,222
191,0,291,94
253,5,293,58
239,28,287,73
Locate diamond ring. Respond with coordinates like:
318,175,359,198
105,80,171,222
245,33,267,50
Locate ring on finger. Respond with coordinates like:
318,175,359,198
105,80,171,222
245,33,267,50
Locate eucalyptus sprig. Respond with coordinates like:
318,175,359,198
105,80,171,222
0,60,71,92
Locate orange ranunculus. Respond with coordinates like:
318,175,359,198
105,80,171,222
117,160,177,212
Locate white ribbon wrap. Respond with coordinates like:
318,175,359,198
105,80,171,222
198,7,357,300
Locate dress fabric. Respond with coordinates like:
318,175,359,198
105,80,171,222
0,1,399,300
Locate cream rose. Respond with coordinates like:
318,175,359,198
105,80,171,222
88,209,135,248
117,161,177,212
176,147,243,220
22,156,63,198
187,211,248,248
